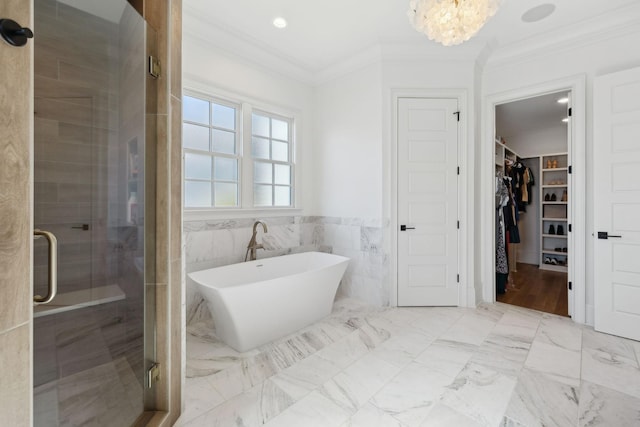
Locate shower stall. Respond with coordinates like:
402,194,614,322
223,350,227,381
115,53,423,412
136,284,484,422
32,0,156,424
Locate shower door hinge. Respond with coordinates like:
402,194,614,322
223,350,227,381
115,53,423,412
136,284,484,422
568,281,572,290
568,224,572,233
148,56,161,79
147,363,160,388
568,165,572,174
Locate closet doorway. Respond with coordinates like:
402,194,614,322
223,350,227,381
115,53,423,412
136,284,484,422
494,91,572,316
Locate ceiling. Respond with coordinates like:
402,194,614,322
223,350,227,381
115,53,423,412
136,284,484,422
183,0,640,73
495,91,569,140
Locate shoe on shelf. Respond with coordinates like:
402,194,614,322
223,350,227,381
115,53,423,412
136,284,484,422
544,257,552,264
550,258,558,265
552,159,558,168
545,193,550,201
562,247,567,252
555,247,562,252
561,190,568,202
557,225,564,235
546,159,552,168
548,224,556,235
551,193,557,201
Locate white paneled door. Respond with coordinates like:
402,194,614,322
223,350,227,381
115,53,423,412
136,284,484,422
594,66,640,341
397,98,459,306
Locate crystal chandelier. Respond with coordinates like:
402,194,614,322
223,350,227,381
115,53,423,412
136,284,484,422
408,0,502,46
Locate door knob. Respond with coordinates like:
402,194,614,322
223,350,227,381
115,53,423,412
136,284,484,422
597,231,622,239
0,19,33,47
400,225,416,231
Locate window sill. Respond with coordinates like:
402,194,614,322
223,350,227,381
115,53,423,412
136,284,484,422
183,207,304,221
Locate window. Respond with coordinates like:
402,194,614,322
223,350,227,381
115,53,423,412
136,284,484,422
183,95,240,208
251,112,293,207
183,92,295,210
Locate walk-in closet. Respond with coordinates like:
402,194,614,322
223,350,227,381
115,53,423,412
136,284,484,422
494,92,571,316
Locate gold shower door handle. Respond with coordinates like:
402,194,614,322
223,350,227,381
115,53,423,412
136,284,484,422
33,229,58,305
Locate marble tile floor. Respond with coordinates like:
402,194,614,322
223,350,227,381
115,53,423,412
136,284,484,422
177,299,640,427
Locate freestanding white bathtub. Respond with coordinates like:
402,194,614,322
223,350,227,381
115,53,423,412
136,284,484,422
188,251,349,352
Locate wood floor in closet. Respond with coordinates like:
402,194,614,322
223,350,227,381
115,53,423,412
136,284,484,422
497,262,568,317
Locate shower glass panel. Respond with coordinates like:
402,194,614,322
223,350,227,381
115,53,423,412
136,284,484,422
33,0,154,425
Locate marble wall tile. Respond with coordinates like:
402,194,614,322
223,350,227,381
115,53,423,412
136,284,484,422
184,215,390,325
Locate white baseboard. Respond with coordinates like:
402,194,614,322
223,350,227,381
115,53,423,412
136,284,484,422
585,304,595,326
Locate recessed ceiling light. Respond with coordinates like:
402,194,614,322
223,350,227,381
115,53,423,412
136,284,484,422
557,97,569,104
562,117,569,123
522,4,556,23
273,17,287,29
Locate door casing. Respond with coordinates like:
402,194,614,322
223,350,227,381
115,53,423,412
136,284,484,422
481,75,587,323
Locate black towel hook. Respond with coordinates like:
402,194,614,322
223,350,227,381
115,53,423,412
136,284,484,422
0,18,34,47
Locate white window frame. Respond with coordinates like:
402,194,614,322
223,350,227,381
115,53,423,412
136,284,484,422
250,109,295,208
183,88,300,218
183,93,241,209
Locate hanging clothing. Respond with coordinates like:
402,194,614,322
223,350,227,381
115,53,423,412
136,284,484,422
495,173,509,294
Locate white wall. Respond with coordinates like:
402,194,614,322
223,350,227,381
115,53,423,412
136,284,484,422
183,36,316,214
313,62,383,219
483,26,640,324
503,125,567,158
381,59,476,306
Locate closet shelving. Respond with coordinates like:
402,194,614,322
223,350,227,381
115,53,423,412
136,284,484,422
495,139,517,169
540,152,568,272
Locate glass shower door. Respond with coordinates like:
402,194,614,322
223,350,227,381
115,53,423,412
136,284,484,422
33,0,153,425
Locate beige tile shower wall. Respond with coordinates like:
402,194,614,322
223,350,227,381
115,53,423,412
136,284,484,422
0,0,33,424
33,0,120,296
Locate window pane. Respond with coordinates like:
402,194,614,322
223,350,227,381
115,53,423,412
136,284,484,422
252,137,269,159
185,153,212,180
252,113,269,137
272,141,288,162
185,181,211,207
274,164,290,185
272,119,288,141
212,129,235,154
214,182,238,207
254,161,272,184
254,185,272,207
183,123,209,151
183,96,209,125
214,157,237,181
212,103,235,130
274,186,291,207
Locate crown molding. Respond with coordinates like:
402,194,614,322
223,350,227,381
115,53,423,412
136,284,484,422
184,9,316,85
486,3,640,69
